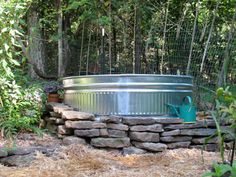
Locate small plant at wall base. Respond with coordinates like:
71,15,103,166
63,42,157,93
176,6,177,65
203,87,236,177
44,82,64,102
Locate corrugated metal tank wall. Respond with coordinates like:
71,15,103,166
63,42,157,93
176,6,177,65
63,74,193,116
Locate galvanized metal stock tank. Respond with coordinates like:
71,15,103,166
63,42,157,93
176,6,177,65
63,74,193,116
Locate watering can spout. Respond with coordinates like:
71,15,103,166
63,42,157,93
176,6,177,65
166,104,180,117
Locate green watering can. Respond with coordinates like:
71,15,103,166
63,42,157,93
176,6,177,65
167,96,196,123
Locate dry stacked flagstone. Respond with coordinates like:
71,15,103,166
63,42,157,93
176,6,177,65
44,103,233,153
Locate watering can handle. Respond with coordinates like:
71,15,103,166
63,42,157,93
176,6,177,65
183,96,192,106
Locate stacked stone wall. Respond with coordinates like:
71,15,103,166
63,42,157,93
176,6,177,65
44,103,232,154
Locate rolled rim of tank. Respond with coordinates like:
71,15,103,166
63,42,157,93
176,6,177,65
63,74,193,80
62,74,193,116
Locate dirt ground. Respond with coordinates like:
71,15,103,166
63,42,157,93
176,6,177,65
0,133,222,177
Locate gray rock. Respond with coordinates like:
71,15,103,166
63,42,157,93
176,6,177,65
7,146,54,156
57,134,66,139
49,112,61,118
0,149,8,157
0,154,35,167
108,129,127,138
91,138,130,148
45,117,56,123
57,125,73,135
161,129,180,136
62,111,95,121
53,104,73,114
123,117,156,125
55,118,65,125
122,147,146,155
65,121,106,129
190,144,219,151
160,136,192,143
167,141,191,149
191,137,218,144
165,120,216,130
46,122,58,133
154,118,183,124
99,129,109,137
100,116,122,123
7,147,34,156
62,136,86,145
132,142,167,152
74,129,100,137
130,124,163,132
107,123,129,131
129,132,159,142
180,128,216,136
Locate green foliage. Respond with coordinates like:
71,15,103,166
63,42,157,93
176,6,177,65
202,161,236,177
0,0,46,138
203,87,236,176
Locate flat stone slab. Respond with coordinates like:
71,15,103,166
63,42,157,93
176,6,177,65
160,136,192,143
100,116,122,123
0,154,35,167
65,121,106,129
123,117,156,125
49,112,61,118
91,138,130,148
46,103,73,114
167,141,191,149
180,128,216,136
129,132,159,142
55,118,65,125
107,123,129,131
58,125,73,135
165,120,216,130
62,136,86,145
154,118,183,124
99,129,109,137
161,129,180,136
130,124,163,132
7,146,53,156
132,142,167,152
122,147,146,155
62,111,95,121
108,129,127,138
191,137,218,144
74,129,100,137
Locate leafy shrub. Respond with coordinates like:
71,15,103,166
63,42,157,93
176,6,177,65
203,87,236,176
0,78,46,137
0,0,47,138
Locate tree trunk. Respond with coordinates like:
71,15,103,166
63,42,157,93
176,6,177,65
57,0,64,78
86,29,92,75
200,2,219,72
79,22,85,75
218,5,236,87
62,13,71,77
108,2,112,74
186,0,199,75
27,5,46,78
133,3,142,74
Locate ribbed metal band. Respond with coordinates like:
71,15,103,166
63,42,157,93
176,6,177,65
63,74,193,115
